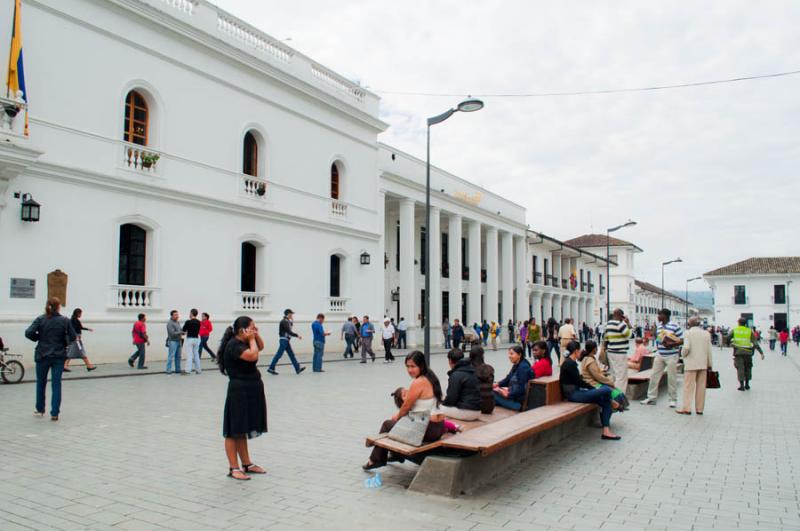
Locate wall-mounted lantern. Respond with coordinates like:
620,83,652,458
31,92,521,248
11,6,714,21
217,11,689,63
360,251,371,265
15,192,40,222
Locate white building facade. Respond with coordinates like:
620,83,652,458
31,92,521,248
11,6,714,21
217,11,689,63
704,257,800,331
0,0,538,362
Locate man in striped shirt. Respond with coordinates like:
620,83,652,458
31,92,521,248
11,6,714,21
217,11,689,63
641,308,684,407
603,309,633,392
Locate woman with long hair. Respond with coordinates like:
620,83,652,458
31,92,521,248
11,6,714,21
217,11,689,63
363,350,445,470
25,297,76,421
469,345,495,414
492,345,532,411
64,308,96,372
218,316,268,480
579,340,628,411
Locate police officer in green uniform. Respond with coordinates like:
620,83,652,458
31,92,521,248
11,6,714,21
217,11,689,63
726,317,764,391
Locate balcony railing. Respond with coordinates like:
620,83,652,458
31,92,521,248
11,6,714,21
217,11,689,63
122,143,160,174
330,199,348,218
534,272,542,284
160,0,197,15
111,285,160,309
733,296,749,305
442,264,449,278
481,269,487,283
772,296,786,304
328,297,349,313
241,175,268,199
561,279,568,289
462,267,470,281
238,291,268,311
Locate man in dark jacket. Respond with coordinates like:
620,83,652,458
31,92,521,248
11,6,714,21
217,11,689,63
439,349,482,420
451,319,465,352
267,309,305,375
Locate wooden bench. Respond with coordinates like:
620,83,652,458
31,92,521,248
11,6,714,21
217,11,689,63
626,368,653,399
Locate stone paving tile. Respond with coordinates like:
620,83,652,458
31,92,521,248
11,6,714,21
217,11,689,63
2,343,800,529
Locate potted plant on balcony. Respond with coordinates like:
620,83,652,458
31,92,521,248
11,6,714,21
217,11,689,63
141,153,160,169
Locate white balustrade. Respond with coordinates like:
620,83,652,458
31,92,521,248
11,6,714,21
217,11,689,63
239,292,268,311
241,175,268,199
217,15,292,64
122,143,160,174
160,0,197,15
311,65,366,103
328,297,349,313
330,199,347,218
112,285,159,308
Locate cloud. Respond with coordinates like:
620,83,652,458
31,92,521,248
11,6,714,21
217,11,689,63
213,0,800,289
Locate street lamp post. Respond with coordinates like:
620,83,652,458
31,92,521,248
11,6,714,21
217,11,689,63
424,98,484,364
787,280,792,331
605,220,637,322
685,276,702,327
661,257,683,309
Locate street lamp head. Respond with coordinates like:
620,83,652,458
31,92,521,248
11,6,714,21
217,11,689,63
457,98,484,113
623,220,637,228
608,219,636,233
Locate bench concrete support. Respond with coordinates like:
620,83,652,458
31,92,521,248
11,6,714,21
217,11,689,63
407,410,595,497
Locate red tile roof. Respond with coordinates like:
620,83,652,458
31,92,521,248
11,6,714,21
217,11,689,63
704,257,800,277
563,234,643,252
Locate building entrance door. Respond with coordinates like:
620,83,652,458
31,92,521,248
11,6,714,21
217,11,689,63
774,313,787,332
740,313,754,327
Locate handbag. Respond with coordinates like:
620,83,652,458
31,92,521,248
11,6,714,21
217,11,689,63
387,411,430,447
706,370,721,389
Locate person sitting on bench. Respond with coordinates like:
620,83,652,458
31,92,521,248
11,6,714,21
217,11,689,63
439,349,482,421
492,345,532,411
363,351,445,470
628,337,649,371
391,387,462,433
579,340,629,411
560,341,621,440
469,345,495,414
531,340,553,378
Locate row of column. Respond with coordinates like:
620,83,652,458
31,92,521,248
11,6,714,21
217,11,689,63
397,199,526,332
531,292,595,326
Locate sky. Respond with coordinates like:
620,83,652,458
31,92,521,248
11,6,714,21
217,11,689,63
213,0,800,291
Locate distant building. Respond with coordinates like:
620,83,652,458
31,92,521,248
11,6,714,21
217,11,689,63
704,257,800,331
632,280,690,328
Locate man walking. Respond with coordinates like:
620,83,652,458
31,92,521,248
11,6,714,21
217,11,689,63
381,318,396,362
311,313,330,372
727,317,764,390
182,309,202,374
359,315,376,363
603,308,633,393
641,308,683,407
559,318,577,353
451,319,465,352
767,326,777,351
341,316,357,358
546,318,561,362
443,319,452,349
779,328,789,356
481,320,490,346
268,309,305,375
397,317,408,349
129,313,150,369
165,310,183,374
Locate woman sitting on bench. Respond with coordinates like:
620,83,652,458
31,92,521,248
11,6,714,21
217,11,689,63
579,340,629,411
531,340,553,378
363,351,445,470
560,341,621,440
628,338,649,371
492,345,532,411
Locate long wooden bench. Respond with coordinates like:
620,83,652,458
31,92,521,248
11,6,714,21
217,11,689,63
626,368,653,399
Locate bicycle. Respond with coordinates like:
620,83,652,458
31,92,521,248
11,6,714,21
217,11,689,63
0,348,25,384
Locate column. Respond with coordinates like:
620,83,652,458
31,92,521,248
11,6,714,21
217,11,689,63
485,227,499,323
399,199,415,327
585,298,593,326
501,231,513,324
552,294,561,320
428,207,441,344
448,213,462,325
532,291,543,324
515,236,527,322
553,254,562,287
570,296,578,322
467,220,481,326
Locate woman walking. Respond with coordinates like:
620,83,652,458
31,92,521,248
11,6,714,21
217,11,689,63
25,297,76,421
64,308,96,372
218,316,268,480
199,312,215,360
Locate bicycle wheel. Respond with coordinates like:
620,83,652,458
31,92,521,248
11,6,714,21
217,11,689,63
1,360,24,384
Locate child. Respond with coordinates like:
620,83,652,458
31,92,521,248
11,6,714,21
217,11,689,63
628,337,649,370
391,387,461,433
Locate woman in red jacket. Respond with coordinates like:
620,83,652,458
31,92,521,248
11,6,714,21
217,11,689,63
779,328,790,356
199,312,216,360
531,340,553,378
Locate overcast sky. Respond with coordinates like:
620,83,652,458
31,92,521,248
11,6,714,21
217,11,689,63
214,0,800,291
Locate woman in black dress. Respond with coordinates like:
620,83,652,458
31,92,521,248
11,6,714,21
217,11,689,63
218,316,268,480
64,308,96,372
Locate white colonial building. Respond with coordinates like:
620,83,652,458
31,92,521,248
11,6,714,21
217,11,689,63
704,257,800,331
1,0,611,363
632,280,689,328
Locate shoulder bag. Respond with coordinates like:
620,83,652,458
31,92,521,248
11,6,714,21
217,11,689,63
387,411,430,447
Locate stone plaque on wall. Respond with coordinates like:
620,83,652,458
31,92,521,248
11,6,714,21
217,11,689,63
47,269,68,306
10,278,36,298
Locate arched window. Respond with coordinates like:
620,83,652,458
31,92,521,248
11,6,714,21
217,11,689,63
330,255,341,297
330,162,340,199
119,224,147,286
123,90,148,146
243,131,258,176
241,242,257,292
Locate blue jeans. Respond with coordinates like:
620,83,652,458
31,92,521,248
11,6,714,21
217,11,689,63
129,343,146,368
398,330,407,349
199,336,216,358
547,339,561,362
165,340,182,373
444,333,451,349
493,391,522,411
781,342,788,355
567,387,613,427
343,334,355,357
35,358,64,417
312,340,325,372
269,338,301,373
483,334,488,346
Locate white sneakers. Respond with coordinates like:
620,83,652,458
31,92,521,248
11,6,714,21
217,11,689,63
640,398,656,405
669,400,678,408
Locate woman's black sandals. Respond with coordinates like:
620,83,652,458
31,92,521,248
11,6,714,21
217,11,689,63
228,468,250,480
242,463,266,474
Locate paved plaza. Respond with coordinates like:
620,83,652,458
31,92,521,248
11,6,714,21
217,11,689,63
2,342,800,531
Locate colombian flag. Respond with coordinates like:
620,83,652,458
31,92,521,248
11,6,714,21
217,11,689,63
7,0,28,135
